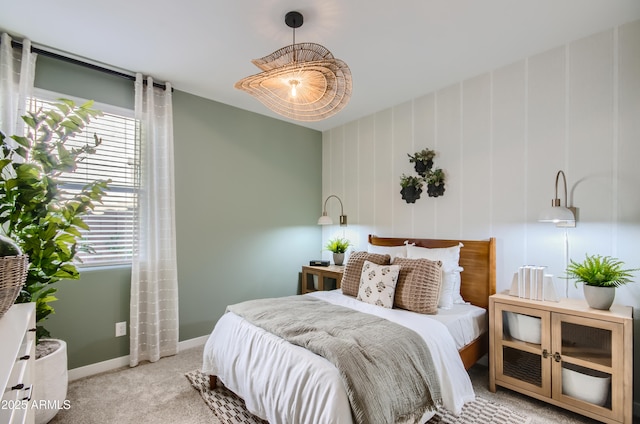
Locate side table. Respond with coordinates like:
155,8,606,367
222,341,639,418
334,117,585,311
301,265,344,294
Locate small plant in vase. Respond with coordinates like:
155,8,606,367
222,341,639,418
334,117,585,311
408,148,436,177
400,174,424,203
325,237,350,266
426,168,446,197
564,254,638,310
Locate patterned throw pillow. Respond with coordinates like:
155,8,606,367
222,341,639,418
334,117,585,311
356,261,400,309
341,251,391,296
393,257,443,314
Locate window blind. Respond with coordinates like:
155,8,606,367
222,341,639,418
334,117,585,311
29,95,138,267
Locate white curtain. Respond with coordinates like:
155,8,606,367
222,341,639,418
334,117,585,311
0,33,37,138
130,73,179,367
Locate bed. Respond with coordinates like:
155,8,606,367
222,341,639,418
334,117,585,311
202,235,496,423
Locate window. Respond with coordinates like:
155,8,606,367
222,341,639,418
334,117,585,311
29,90,138,267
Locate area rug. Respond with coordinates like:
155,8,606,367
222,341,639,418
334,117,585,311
186,370,531,424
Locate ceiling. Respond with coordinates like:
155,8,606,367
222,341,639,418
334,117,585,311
2,0,640,132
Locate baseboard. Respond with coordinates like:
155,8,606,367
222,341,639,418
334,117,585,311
68,335,209,382
178,335,209,350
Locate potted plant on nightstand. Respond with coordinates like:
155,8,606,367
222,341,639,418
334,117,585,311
0,99,109,423
564,254,638,310
325,237,350,266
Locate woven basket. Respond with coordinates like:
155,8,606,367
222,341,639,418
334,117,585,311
0,255,29,319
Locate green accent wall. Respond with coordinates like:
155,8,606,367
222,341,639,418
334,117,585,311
34,56,322,369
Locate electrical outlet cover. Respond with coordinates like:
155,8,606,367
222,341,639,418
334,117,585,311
115,321,127,337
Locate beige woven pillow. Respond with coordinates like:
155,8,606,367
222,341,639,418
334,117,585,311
341,251,391,296
393,257,443,314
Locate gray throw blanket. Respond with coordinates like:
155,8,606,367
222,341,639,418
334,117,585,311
227,296,442,424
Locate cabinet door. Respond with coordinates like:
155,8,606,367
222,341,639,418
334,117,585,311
551,313,623,422
494,303,551,397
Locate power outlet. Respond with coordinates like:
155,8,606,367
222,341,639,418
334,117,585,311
115,321,127,337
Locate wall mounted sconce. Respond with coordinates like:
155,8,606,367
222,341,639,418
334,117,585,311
538,170,576,228
317,195,347,226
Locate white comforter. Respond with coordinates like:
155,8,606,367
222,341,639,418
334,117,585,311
202,290,475,423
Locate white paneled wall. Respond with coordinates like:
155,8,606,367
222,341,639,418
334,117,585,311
322,22,640,402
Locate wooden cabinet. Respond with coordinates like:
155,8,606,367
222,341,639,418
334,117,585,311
301,265,344,294
0,303,36,424
489,293,633,423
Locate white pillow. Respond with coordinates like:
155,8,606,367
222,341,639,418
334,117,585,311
438,267,465,308
449,268,467,304
356,260,400,309
367,243,407,263
406,243,463,272
438,271,455,309
407,243,465,305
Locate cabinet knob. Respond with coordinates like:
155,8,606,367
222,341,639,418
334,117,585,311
542,349,549,358
553,352,562,362
19,355,30,361
11,383,24,391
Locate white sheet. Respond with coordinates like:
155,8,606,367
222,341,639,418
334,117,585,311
430,302,487,349
202,290,476,424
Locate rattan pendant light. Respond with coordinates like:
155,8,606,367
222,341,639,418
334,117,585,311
235,11,352,122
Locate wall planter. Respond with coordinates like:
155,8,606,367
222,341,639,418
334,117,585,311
400,186,423,203
408,148,436,177
400,148,446,203
426,168,446,197
400,174,424,203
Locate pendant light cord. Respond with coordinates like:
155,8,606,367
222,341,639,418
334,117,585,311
292,26,297,64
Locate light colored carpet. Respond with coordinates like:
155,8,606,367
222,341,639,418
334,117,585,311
185,369,531,424
49,346,218,424
50,345,599,424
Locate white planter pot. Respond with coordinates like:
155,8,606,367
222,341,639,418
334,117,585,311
333,253,345,266
583,285,615,310
34,339,68,424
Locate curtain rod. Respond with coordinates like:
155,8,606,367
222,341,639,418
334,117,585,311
8,40,170,91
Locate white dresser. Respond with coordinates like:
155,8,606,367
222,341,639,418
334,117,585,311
0,303,35,424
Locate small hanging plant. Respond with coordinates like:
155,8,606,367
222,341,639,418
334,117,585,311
400,174,424,203
408,148,436,177
426,168,446,197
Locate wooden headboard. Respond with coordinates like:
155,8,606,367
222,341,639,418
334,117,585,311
368,235,496,309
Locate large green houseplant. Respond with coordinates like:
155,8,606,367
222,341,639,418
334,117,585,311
564,254,638,310
0,99,109,340
1,99,109,424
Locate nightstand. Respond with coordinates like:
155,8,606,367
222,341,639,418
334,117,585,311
489,292,633,423
301,265,344,294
